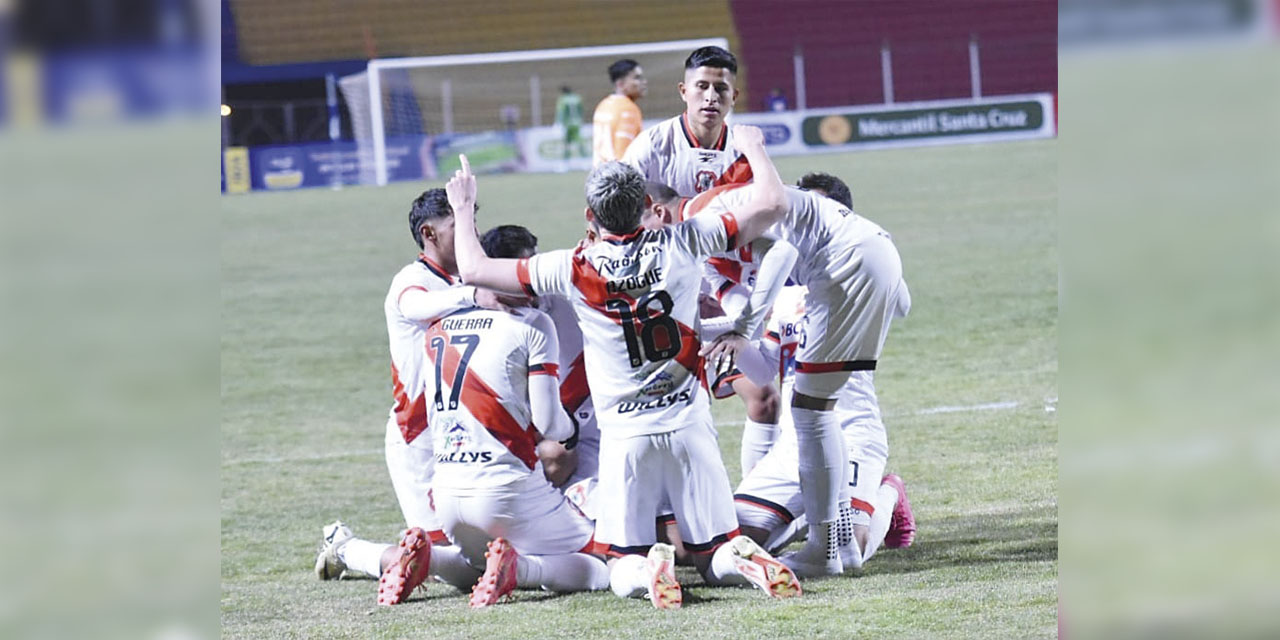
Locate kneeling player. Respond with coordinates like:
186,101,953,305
427,228,612,608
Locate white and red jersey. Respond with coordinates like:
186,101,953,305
427,307,560,491
517,214,740,437
685,185,889,288
385,255,472,446
622,113,753,196
674,183,770,306
538,295,599,447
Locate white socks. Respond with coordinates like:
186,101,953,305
706,542,749,586
608,554,650,598
337,538,391,579
862,482,899,563
517,554,610,592
739,419,779,477
792,407,846,526
429,543,483,590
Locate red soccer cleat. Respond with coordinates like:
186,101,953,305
469,537,518,609
376,527,433,605
646,543,682,610
881,474,916,549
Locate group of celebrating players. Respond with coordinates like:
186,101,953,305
313,46,915,611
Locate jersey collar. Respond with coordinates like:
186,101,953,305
680,113,727,151
418,254,455,283
601,227,645,244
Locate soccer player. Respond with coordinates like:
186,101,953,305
446,127,800,608
592,59,647,166
555,85,586,166
479,225,601,487
660,174,912,578
623,45,782,478
796,171,854,209
424,229,609,607
313,190,532,605
622,46,752,194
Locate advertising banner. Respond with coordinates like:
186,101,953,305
247,136,434,190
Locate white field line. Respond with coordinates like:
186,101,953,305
223,400,1024,467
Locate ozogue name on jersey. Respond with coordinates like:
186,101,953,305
592,244,663,275
607,267,663,293
439,317,494,332
435,451,494,463
617,389,693,414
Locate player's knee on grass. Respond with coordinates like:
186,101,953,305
735,377,780,423
537,440,578,487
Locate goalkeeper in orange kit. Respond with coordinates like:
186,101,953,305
591,59,647,166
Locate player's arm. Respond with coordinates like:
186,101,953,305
397,285,476,324
526,313,576,444
734,234,798,339
447,155,528,295
612,108,641,160
725,125,787,246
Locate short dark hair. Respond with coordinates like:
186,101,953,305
608,59,640,83
685,46,737,75
480,225,538,259
796,172,853,209
644,181,680,206
585,162,646,235
409,189,452,250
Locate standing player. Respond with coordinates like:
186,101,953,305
555,85,586,167
592,59,647,166
684,179,911,578
313,190,515,605
446,127,800,608
424,231,609,607
623,45,781,477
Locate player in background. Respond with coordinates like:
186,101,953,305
479,225,601,487
592,59,647,166
685,175,912,578
446,130,800,609
555,85,586,168
425,227,609,607
313,190,567,605
623,45,783,486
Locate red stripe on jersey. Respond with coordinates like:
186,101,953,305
427,529,449,544
683,182,749,220
720,212,739,251
426,325,539,469
559,352,590,412
738,243,753,263
390,361,428,444
516,258,536,296
715,279,736,301
397,285,429,307
708,256,743,284
713,154,754,187
528,363,559,377
795,360,877,373
418,254,455,284
850,497,876,516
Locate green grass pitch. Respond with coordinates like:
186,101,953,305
221,139,1057,639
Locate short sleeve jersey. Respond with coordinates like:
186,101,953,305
427,307,561,491
384,255,459,445
517,214,741,437
622,113,753,196
674,183,771,302
592,94,643,166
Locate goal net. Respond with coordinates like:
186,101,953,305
339,38,729,185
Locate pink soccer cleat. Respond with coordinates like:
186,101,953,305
376,527,433,605
469,537,518,608
881,474,916,549
645,543,683,610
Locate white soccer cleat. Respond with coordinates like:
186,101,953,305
314,520,354,580
728,535,802,599
645,543,682,610
779,531,844,579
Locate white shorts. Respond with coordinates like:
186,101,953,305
794,232,906,398
384,418,446,542
594,416,739,556
434,473,596,566
737,374,889,532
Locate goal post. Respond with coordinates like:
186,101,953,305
343,38,729,186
